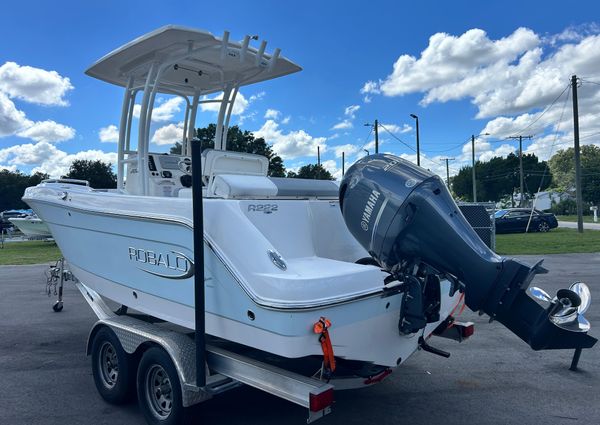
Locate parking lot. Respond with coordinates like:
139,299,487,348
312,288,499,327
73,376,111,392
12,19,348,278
1,254,599,425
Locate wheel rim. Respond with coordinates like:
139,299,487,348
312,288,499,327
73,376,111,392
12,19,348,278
145,364,173,419
98,341,119,389
539,222,550,232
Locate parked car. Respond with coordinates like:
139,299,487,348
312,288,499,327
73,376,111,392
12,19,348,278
494,208,558,233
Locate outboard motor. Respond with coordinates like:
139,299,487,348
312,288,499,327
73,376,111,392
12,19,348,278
339,154,596,352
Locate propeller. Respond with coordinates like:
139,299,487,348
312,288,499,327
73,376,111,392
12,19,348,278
529,282,592,333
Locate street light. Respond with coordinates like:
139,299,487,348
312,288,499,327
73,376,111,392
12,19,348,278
471,132,490,202
409,114,420,167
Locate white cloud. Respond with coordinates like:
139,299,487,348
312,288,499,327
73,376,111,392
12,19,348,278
0,141,116,178
151,122,184,146
133,97,184,122
153,97,184,122
332,104,362,130
200,92,249,116
99,125,119,143
264,109,281,120
0,92,29,136
17,120,75,143
332,143,360,158
0,61,73,106
331,119,353,130
357,25,600,173
380,123,412,134
344,105,360,118
254,120,326,160
321,159,342,180
281,115,291,125
360,27,600,118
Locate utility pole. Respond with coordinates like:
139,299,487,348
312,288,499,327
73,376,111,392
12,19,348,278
410,114,420,166
374,119,379,154
342,152,345,176
508,135,533,207
572,75,584,233
472,135,477,202
442,158,455,189
317,146,321,180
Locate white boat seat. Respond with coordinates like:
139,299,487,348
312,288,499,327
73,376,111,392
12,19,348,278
209,174,339,199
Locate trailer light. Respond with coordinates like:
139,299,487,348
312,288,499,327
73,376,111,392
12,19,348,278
461,323,475,338
309,388,334,412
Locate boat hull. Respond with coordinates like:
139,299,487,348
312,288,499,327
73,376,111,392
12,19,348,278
8,217,52,237
25,190,460,367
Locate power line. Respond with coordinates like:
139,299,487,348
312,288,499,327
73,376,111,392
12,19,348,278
379,123,442,167
510,83,571,135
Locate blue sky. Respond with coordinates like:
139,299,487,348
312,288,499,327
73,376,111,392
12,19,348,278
2,0,600,179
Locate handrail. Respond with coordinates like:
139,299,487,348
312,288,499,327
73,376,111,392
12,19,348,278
42,178,90,186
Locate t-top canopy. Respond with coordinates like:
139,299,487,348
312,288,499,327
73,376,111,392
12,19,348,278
86,25,302,96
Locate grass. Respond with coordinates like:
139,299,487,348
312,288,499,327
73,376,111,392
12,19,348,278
556,215,597,223
495,227,600,255
0,228,598,265
0,240,62,265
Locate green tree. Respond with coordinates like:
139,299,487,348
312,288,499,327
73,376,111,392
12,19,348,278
288,164,334,180
172,124,286,177
548,145,600,204
64,160,117,189
0,170,48,211
452,152,551,202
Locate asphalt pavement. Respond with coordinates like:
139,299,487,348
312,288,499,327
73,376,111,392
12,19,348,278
558,220,600,230
0,255,599,425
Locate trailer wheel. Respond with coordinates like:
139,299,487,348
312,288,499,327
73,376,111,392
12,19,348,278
137,347,185,425
91,327,134,404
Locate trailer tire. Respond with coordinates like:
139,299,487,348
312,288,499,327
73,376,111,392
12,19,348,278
137,347,185,425
91,327,134,404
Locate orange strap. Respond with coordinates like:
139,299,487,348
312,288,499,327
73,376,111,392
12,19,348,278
313,317,336,373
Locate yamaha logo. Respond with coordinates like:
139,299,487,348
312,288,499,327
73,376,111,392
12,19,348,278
360,189,381,232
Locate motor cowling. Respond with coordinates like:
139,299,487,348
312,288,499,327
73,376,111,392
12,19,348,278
339,154,596,351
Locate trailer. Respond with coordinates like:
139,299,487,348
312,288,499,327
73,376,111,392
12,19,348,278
76,280,336,424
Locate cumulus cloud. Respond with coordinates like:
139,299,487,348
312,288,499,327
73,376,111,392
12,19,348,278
0,92,29,136
332,104,361,130
344,105,360,118
151,122,184,146
133,97,184,122
0,62,75,143
380,123,412,134
331,120,353,130
0,141,116,178
361,27,600,118
16,120,75,143
99,125,119,143
357,25,600,178
264,109,281,120
0,62,73,106
332,143,360,158
254,120,326,160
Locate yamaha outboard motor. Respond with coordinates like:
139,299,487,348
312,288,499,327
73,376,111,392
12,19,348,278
340,154,596,352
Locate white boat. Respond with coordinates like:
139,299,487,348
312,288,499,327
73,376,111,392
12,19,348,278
9,214,52,238
23,26,595,374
